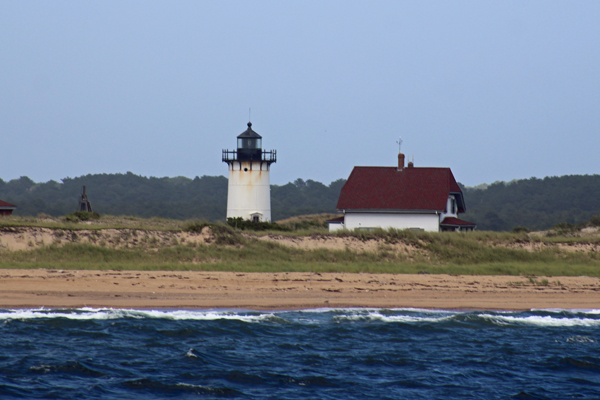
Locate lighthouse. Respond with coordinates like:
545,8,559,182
222,122,277,222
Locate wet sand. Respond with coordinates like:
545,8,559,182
0,269,598,310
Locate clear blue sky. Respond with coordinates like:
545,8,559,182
1,1,599,187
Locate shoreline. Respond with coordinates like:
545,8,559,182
0,270,598,311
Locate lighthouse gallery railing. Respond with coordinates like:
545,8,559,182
222,149,277,163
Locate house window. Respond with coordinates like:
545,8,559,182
252,215,260,223
449,197,456,214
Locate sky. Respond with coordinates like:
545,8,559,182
1,1,599,187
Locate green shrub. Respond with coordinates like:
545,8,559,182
552,222,578,234
576,221,588,230
184,221,244,245
185,220,209,233
226,217,291,232
589,215,600,227
63,211,101,222
211,223,245,245
512,226,530,233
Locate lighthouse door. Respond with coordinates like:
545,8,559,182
250,212,263,223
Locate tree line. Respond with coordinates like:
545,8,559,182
1,172,599,231
0,173,345,222
460,175,600,231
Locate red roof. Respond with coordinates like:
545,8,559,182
337,166,464,212
440,217,476,227
0,200,16,208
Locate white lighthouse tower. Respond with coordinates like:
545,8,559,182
222,122,277,222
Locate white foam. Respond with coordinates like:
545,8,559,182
0,307,457,325
480,314,600,327
0,308,120,320
127,309,274,322
298,307,383,313
566,336,595,343
333,310,455,323
299,307,456,314
387,307,457,314
531,308,600,315
2,308,598,327
0,308,274,323
186,348,198,358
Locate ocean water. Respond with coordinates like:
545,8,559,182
1,308,599,399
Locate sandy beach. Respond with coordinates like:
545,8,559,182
0,269,598,310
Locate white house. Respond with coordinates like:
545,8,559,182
328,152,476,232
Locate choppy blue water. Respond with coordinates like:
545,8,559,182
1,308,599,399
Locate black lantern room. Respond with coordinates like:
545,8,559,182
236,122,263,160
223,122,277,166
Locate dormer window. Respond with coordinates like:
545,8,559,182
446,196,457,215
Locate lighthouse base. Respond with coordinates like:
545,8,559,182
226,161,272,222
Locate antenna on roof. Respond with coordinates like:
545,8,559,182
249,108,251,122
396,137,403,153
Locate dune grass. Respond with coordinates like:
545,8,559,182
1,214,600,275
0,214,189,231
2,233,599,276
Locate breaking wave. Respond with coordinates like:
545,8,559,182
1,307,599,328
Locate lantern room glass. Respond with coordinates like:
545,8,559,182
238,138,262,150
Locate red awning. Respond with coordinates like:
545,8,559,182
440,217,476,227
0,199,16,208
